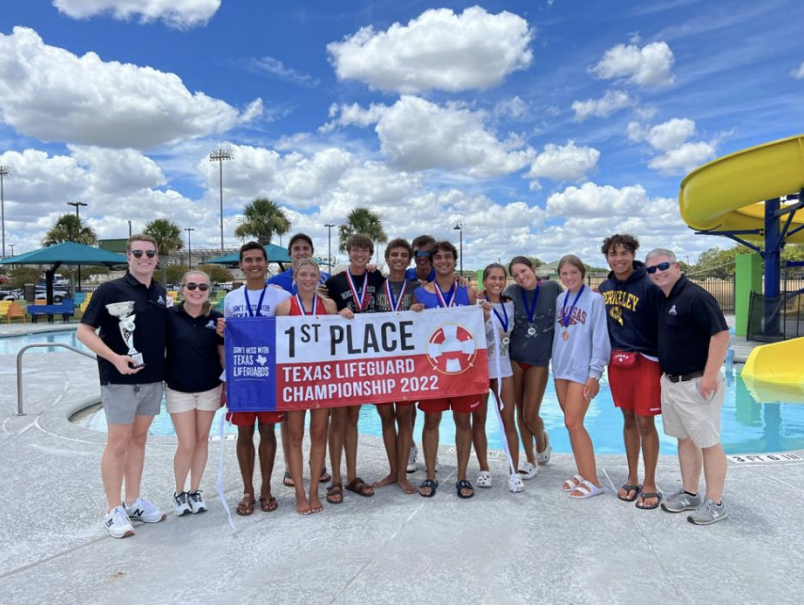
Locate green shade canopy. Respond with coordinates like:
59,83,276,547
0,241,128,266
205,243,291,265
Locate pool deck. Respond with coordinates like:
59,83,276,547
1,322,802,604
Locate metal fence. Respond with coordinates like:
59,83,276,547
747,270,804,341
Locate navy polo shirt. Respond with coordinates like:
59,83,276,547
166,304,224,393
656,276,729,376
80,272,167,385
405,267,436,283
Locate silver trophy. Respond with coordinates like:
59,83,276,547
106,301,145,368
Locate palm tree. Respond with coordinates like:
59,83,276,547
42,214,97,246
234,197,291,245
143,218,183,284
338,207,388,253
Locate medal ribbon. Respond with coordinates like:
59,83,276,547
485,298,509,333
346,272,370,312
295,293,318,316
243,287,268,317
385,281,407,312
520,283,541,326
434,280,457,308
560,285,585,329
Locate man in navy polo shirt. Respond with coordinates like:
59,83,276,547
77,234,168,538
266,233,330,294
405,234,436,284
646,248,730,525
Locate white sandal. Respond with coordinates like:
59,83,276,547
561,474,585,492
568,480,605,500
537,431,552,465
508,474,525,493
476,470,492,488
518,461,539,480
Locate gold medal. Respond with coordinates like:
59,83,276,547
562,330,569,341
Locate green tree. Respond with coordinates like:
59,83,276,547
693,245,752,277
198,264,233,283
6,267,40,289
143,218,184,284
528,256,544,268
234,197,291,245
338,207,388,253
42,214,97,246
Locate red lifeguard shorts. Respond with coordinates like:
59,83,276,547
226,410,285,426
418,394,486,414
608,354,662,417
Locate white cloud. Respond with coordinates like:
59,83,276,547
628,118,717,174
246,56,319,88
591,41,675,87
0,27,261,149
572,90,632,121
53,0,220,29
648,141,716,174
526,141,600,189
494,96,528,119
791,61,804,79
320,102,390,133
69,146,167,194
327,6,533,93
628,117,696,150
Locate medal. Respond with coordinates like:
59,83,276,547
434,280,457,308
520,284,541,336
527,326,536,337
502,336,510,346
384,280,407,312
346,271,370,312
560,285,585,337
295,293,317,316
243,286,268,317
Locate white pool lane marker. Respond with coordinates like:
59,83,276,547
728,453,803,464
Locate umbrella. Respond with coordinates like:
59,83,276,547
0,242,127,304
205,243,291,266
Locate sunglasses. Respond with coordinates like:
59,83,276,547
415,251,431,258
130,250,156,259
185,283,209,291
646,262,673,274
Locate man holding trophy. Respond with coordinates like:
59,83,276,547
77,234,169,538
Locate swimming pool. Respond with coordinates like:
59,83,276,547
0,330,88,355
6,331,803,455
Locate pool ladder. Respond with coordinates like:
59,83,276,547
16,343,96,416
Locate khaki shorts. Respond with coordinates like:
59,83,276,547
165,385,222,414
101,382,163,425
660,373,725,448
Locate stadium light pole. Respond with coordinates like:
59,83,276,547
185,227,195,270
67,201,87,221
0,166,11,258
127,220,132,237
325,223,335,272
209,148,233,255
453,221,463,278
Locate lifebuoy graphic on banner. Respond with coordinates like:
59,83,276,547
426,323,477,375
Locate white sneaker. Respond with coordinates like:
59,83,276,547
406,444,418,473
173,491,191,517
188,490,207,514
125,497,166,523
537,431,552,465
104,506,135,539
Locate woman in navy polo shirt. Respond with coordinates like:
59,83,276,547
165,270,225,517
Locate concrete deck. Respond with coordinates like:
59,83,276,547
1,323,801,604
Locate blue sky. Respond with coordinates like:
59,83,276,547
1,0,802,267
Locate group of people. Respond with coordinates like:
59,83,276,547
77,229,730,539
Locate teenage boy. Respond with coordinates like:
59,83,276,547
405,234,437,284
219,242,291,516
646,248,730,525
413,241,482,499
374,238,421,494
599,234,664,509
77,234,168,538
323,234,386,503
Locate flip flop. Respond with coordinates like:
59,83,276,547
418,478,438,498
561,474,585,493
345,477,374,497
282,471,294,487
618,484,642,502
568,481,605,500
319,467,331,483
235,493,255,516
456,479,475,499
259,495,278,512
635,491,662,510
326,482,343,504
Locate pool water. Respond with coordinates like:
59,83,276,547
5,331,803,455
0,330,88,355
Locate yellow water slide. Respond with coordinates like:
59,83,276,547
679,134,804,242
741,337,804,402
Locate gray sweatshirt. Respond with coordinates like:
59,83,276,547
551,287,611,384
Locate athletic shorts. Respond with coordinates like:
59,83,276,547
660,373,725,448
376,401,416,408
101,382,163,425
609,355,662,417
226,410,285,426
165,385,222,414
418,394,485,414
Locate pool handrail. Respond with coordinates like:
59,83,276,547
16,343,97,416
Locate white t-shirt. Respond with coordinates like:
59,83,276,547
485,300,515,379
224,285,290,318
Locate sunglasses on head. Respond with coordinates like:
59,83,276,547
130,250,156,259
415,251,431,258
646,261,673,274
185,283,209,291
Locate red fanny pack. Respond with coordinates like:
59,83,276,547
610,350,637,368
